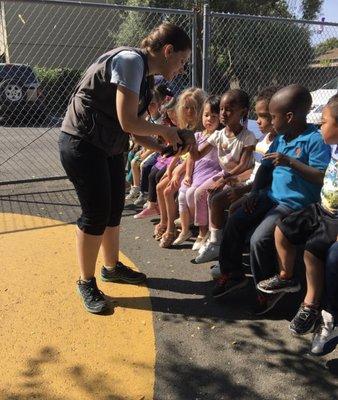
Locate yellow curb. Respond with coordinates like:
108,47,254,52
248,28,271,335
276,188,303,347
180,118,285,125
0,213,155,400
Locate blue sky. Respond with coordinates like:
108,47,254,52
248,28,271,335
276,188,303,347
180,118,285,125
322,0,338,23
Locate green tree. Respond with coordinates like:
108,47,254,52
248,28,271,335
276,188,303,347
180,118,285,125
108,0,320,94
301,0,323,20
314,37,338,56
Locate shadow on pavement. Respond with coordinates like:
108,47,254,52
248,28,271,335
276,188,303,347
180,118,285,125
1,347,127,400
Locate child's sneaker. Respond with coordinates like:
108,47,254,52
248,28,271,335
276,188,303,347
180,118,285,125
134,206,159,219
289,303,319,335
77,277,107,314
194,241,220,263
212,273,248,298
192,233,209,251
126,186,140,200
257,274,301,294
254,292,286,316
134,192,148,206
210,262,222,280
311,310,338,356
101,262,146,284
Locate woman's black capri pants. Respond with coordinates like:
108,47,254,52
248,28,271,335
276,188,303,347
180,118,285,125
59,132,125,235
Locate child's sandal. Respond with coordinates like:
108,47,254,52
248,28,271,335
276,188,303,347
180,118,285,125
153,224,166,241
159,231,176,248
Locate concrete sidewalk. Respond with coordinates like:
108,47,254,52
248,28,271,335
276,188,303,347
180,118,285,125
0,180,337,400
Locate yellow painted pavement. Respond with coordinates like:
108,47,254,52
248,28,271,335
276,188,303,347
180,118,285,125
0,213,155,400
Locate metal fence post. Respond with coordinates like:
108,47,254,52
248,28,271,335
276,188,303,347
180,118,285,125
202,0,210,92
191,8,197,87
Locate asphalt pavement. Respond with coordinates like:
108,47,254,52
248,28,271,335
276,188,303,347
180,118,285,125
0,179,337,400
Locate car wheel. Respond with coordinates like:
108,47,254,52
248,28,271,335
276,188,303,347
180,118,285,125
0,80,24,103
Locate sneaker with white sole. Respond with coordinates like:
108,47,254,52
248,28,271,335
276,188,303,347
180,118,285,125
311,310,338,356
210,262,222,280
212,273,248,298
257,274,301,294
134,192,148,206
289,303,319,336
77,277,107,314
254,292,286,316
194,241,220,263
193,233,209,251
126,186,140,200
134,206,159,219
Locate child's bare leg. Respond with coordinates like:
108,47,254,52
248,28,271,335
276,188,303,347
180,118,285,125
131,159,141,187
303,250,324,307
164,186,178,234
199,226,208,237
156,177,170,227
275,226,297,279
180,209,191,235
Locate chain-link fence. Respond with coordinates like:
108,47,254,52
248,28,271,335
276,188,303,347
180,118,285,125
0,0,338,185
0,0,195,184
207,12,338,121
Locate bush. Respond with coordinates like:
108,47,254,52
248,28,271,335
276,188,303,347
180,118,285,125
34,67,83,117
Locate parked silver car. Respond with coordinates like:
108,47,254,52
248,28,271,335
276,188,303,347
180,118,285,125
307,76,338,125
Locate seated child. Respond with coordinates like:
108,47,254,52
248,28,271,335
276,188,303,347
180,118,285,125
204,87,280,265
209,86,279,279
135,96,178,207
256,95,338,346
154,87,206,247
133,94,181,219
311,241,338,356
212,85,331,314
173,95,222,247
189,89,257,263
126,88,163,201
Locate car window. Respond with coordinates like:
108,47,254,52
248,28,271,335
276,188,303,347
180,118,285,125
0,65,38,84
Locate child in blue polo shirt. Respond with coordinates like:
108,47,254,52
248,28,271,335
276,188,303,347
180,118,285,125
212,85,331,313
257,95,338,354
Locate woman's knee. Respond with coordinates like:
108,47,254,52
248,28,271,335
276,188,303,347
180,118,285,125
78,210,111,236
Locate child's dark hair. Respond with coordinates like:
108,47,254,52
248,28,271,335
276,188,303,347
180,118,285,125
256,86,282,105
222,89,250,121
154,84,173,103
327,94,338,123
204,95,221,115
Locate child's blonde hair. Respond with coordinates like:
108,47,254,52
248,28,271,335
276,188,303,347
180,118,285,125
176,87,206,131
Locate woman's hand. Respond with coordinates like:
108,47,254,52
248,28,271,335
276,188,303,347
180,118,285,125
160,126,182,152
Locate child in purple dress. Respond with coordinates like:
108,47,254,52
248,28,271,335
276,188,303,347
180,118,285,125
174,96,222,247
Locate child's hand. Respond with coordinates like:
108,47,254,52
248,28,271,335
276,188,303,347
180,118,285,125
183,175,192,187
169,174,181,190
208,178,225,194
263,152,291,167
225,176,239,187
243,192,259,214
